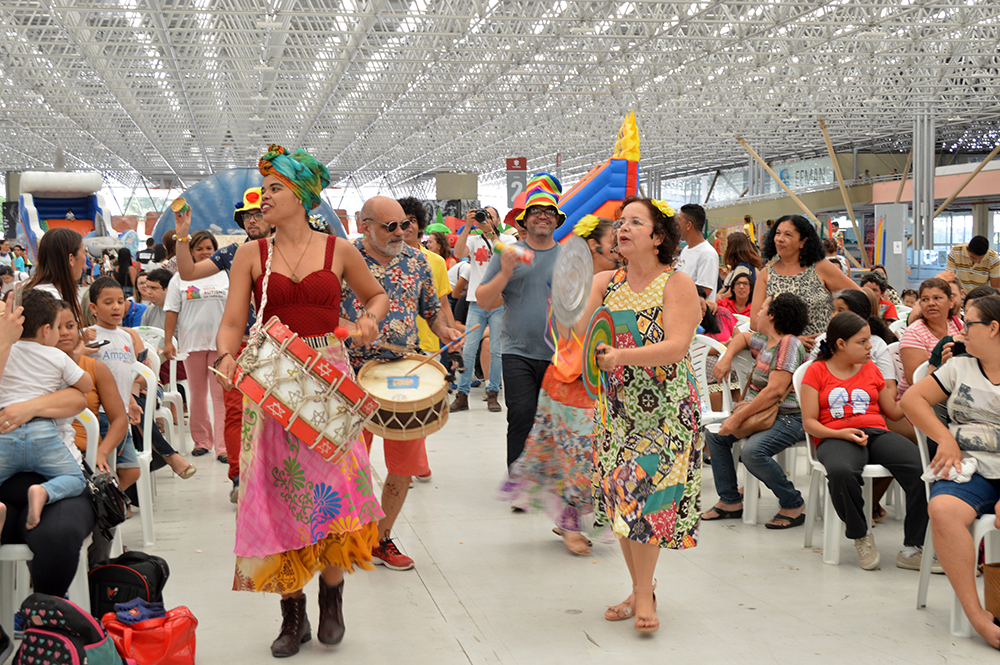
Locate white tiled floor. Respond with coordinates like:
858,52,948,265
109,389,993,663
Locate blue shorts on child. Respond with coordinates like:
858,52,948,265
97,412,139,469
0,418,86,503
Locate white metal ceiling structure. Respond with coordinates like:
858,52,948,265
1,0,999,195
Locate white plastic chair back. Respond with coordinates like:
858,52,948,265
886,341,903,384
130,361,157,547
690,334,732,425
733,314,751,332
75,408,100,470
730,348,755,389
889,319,908,338
134,326,165,354
792,361,819,468
896,305,912,320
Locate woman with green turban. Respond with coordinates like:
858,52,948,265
215,145,390,657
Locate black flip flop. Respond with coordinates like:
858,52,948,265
702,506,744,521
765,513,806,529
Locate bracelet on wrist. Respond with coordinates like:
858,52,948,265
213,352,232,369
175,234,190,243
360,309,377,320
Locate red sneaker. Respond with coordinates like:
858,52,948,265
371,538,414,571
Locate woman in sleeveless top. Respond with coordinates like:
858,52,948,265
751,214,860,340
571,198,702,635
215,145,388,658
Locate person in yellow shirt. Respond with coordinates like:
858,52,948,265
398,198,457,352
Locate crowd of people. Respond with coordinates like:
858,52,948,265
2,151,1000,660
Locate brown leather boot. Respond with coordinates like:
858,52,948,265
486,391,501,412
270,596,311,658
317,578,345,645
450,392,469,412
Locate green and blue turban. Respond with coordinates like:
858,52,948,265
258,144,330,211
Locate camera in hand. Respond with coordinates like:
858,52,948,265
473,209,488,223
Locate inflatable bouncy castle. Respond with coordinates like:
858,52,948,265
553,112,641,242
18,171,109,261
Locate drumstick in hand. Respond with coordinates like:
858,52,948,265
403,324,481,375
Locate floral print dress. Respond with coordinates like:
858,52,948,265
593,268,702,549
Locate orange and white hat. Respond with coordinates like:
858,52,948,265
233,187,262,228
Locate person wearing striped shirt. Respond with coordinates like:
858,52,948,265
945,235,1000,292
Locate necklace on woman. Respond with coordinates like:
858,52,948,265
273,234,313,283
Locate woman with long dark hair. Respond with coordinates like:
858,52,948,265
751,214,859,340
113,247,137,298
718,231,763,301
23,227,86,324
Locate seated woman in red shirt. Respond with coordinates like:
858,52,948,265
800,311,928,571
717,272,752,317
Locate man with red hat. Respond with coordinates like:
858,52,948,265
174,186,273,503
476,174,563,475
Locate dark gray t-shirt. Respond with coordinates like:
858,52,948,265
481,241,560,361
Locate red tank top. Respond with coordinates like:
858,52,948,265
252,235,342,337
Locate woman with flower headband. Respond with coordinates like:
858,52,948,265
214,145,389,658
571,197,702,634
498,215,619,556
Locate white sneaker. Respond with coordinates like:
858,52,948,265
855,533,880,570
896,548,944,574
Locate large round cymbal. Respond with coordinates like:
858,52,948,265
551,235,594,326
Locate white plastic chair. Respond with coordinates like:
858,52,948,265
690,334,733,426
167,357,191,454
733,314,751,333
794,361,900,565
0,411,98,635
887,341,904,384
911,362,1000,636
890,319,908,339
130,362,157,548
896,305,912,320
136,326,189,453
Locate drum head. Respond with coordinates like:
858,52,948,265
583,306,614,399
357,355,447,402
551,235,594,326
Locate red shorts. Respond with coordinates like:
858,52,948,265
362,429,430,477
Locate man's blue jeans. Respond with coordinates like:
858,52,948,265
705,413,805,510
0,419,86,504
458,302,503,395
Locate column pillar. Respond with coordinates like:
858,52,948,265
972,201,990,240
912,112,935,255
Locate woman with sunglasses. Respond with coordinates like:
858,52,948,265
570,197,702,635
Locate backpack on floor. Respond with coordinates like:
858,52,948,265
13,594,136,665
89,551,170,619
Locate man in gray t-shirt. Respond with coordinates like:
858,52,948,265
476,173,563,470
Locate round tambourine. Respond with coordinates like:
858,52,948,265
583,306,615,399
551,235,594,326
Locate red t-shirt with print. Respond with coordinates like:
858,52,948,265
803,360,887,430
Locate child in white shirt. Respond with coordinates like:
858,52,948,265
0,289,93,533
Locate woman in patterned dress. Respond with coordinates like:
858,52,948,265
215,145,389,658
498,215,619,556
750,214,859,343
573,197,702,634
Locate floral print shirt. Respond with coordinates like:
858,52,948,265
341,239,440,370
